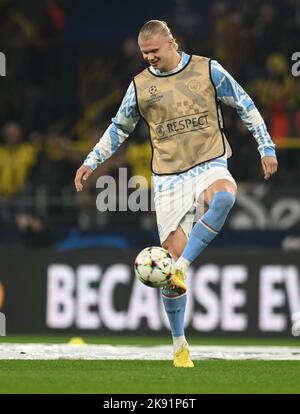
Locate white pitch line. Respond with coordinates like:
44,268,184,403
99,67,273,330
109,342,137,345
1,344,300,360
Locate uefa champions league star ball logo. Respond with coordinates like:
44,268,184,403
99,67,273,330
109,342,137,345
147,85,163,105
149,85,157,96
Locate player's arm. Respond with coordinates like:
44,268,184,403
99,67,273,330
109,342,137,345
210,60,278,180
75,82,140,191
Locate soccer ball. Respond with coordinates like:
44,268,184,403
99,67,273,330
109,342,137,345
134,246,174,288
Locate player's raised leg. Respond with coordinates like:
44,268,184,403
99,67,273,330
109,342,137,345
162,226,194,368
176,179,237,273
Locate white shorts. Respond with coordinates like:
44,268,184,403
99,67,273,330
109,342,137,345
154,167,237,244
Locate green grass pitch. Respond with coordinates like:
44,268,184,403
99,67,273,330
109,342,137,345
1,360,300,394
1,336,300,394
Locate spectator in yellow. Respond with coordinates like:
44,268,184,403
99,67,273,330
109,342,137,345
0,122,37,198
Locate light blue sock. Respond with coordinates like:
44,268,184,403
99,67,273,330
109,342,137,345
182,191,235,263
162,293,186,337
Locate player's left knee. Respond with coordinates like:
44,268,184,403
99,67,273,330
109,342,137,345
165,244,184,261
162,232,187,261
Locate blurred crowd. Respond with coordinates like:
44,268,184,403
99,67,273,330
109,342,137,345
0,0,300,244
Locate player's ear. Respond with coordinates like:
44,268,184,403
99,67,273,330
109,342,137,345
169,37,177,49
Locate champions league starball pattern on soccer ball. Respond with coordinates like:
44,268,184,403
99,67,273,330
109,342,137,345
134,247,174,288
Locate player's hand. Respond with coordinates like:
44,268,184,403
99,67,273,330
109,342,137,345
261,156,278,180
74,165,93,192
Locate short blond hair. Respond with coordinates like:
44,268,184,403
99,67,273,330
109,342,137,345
138,20,179,50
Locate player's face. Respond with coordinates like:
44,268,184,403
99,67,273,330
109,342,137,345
138,33,175,72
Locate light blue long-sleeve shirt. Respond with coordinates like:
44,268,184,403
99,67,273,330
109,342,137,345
83,52,276,192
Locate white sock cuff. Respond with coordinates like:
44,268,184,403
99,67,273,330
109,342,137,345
175,257,190,272
172,336,188,353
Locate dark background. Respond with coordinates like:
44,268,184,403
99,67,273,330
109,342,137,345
0,0,299,335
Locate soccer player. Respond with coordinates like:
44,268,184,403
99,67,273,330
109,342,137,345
75,20,278,368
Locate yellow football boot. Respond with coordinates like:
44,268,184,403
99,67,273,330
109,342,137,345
173,343,194,368
170,268,187,294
